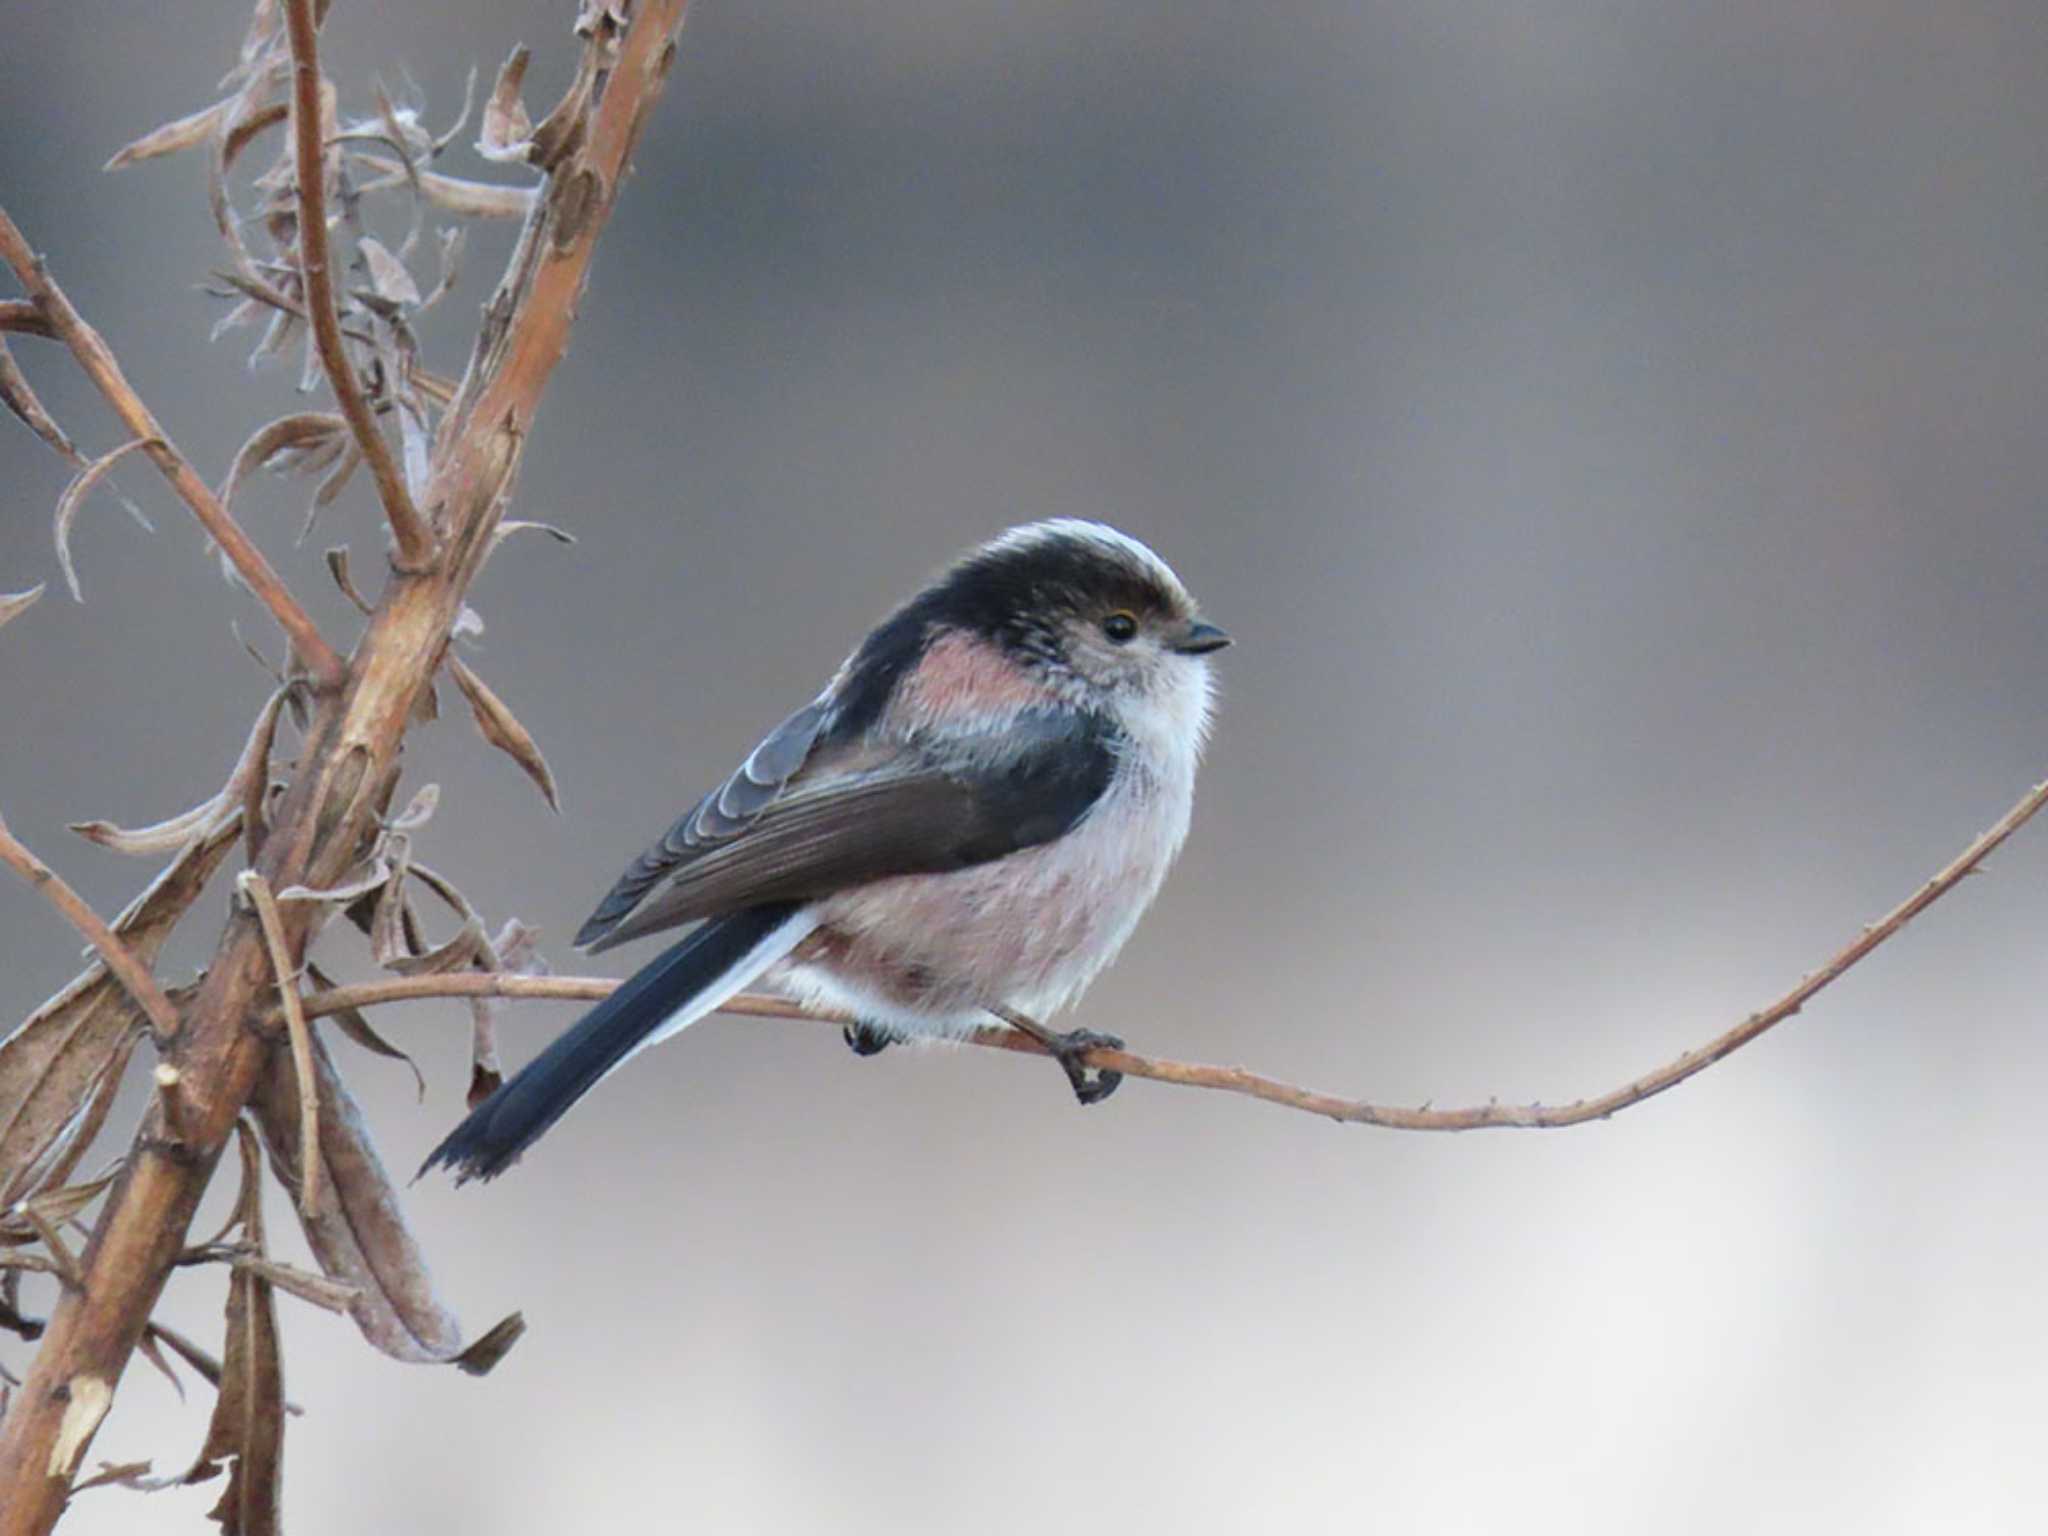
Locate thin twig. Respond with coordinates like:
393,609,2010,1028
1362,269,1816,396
152,1065,190,1146
282,0,435,571
291,774,2048,1131
239,872,323,1216
0,207,346,688
0,299,55,338
0,811,183,1043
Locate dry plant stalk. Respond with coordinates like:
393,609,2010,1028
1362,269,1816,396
0,1,690,1528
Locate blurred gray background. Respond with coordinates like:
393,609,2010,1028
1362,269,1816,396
5,0,2048,1530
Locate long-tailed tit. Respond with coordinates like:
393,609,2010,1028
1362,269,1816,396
425,519,1229,1182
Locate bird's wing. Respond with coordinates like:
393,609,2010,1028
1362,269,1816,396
575,705,1120,952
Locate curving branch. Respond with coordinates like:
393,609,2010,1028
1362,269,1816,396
0,208,346,688
282,0,434,571
0,812,183,1045
288,772,2048,1132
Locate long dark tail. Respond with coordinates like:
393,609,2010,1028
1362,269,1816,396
421,902,811,1183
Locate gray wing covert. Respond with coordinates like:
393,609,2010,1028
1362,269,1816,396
573,697,829,949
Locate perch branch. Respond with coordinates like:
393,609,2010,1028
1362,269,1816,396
293,773,2048,1131
283,0,434,571
0,207,345,688
0,812,183,1044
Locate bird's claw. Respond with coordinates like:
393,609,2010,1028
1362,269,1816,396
1049,1027,1124,1106
843,1022,893,1057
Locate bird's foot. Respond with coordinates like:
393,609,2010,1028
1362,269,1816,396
1045,1027,1125,1106
843,1022,893,1058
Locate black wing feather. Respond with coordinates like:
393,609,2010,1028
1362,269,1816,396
578,707,1120,953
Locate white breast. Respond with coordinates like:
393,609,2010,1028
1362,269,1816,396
769,661,1211,1039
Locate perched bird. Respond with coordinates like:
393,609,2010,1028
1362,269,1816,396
424,520,1229,1182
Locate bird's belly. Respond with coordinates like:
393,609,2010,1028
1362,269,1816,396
771,773,1189,1037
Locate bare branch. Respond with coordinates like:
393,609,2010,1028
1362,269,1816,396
0,208,345,687
0,812,183,1045
292,773,2048,1132
281,0,434,571
238,873,323,1217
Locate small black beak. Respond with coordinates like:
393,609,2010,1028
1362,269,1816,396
1172,620,1233,656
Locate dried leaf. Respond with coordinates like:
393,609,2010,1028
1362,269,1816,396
416,226,465,315
0,1167,120,1243
104,97,235,171
450,604,484,642
351,155,533,219
388,782,440,832
384,916,486,978
528,40,604,170
54,438,157,601
71,792,230,857
301,442,360,542
447,656,560,812
73,1459,158,1493
249,1025,521,1370
196,1123,285,1532
307,961,424,1101
488,519,575,556
0,585,46,633
218,413,348,520
357,236,421,309
0,818,241,1214
146,1322,225,1393
273,855,392,906
184,1245,359,1314
323,546,372,614
137,1330,187,1402
0,336,81,465
478,46,534,162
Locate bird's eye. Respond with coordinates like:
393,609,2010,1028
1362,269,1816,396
1102,611,1139,644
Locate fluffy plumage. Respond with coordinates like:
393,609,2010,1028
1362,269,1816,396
424,520,1226,1182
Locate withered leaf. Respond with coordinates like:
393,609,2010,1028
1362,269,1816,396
72,1459,158,1493
357,237,421,309
138,1327,187,1402
0,818,241,1214
307,961,424,1102
529,40,604,170
477,46,535,162
417,226,465,314
182,1244,360,1315
196,1123,285,1534
273,856,392,907
104,97,236,172
447,656,560,812
218,413,348,521
388,782,440,832
0,1166,120,1244
323,546,373,614
71,791,230,857
1,336,82,464
489,519,576,555
351,156,534,219
302,443,361,543
0,585,46,633
54,437,158,601
249,1024,521,1371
